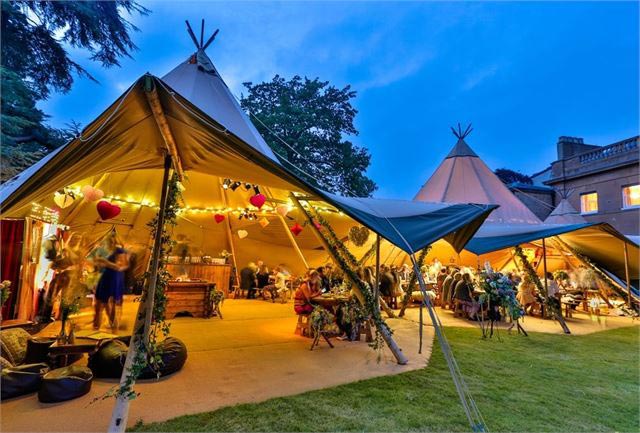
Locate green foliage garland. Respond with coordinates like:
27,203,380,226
513,246,561,318
116,172,182,400
398,246,431,317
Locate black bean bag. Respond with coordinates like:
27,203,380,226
24,337,56,364
1,363,50,400
88,337,187,379
38,365,93,403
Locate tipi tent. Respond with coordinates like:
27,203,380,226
544,198,586,225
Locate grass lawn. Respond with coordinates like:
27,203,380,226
131,325,639,432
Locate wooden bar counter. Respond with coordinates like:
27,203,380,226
166,263,231,295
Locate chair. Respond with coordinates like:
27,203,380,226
38,365,93,403
295,314,312,337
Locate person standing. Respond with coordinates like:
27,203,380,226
93,234,129,331
240,262,258,299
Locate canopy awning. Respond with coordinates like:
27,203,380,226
0,72,494,255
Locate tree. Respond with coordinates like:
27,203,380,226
1,1,147,180
1,1,148,99
241,75,376,197
494,168,533,185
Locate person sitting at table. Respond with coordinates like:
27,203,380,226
273,266,289,302
517,273,538,315
545,272,560,300
436,268,448,304
453,273,478,319
294,270,323,315
317,266,331,293
379,265,394,297
443,271,461,310
240,262,258,299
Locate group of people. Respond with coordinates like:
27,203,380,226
239,261,292,302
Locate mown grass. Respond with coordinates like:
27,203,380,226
131,326,639,432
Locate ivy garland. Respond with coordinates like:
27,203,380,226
115,172,182,400
398,246,431,317
513,245,561,318
308,206,390,353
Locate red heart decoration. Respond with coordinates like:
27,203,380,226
214,214,225,224
249,193,266,209
97,200,121,221
290,222,303,237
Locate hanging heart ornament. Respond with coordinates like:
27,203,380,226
249,193,266,209
237,230,248,239
276,204,290,218
290,222,303,236
81,185,104,202
214,214,225,224
53,190,76,209
96,200,121,221
258,217,270,228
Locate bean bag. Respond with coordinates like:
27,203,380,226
38,365,93,403
1,363,50,400
88,337,187,379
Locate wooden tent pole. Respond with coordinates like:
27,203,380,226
542,238,549,295
623,241,632,308
375,234,381,304
265,188,309,270
290,194,408,365
219,182,240,296
108,155,172,433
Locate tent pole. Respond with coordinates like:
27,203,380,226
290,194,408,365
623,241,632,308
542,239,549,295
375,234,380,306
266,187,309,270
108,154,172,433
219,182,241,297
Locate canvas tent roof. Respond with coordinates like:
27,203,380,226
544,199,587,224
414,136,541,224
0,48,495,258
412,132,640,281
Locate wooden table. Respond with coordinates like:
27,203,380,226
166,280,216,319
0,319,34,330
48,338,99,367
166,263,231,296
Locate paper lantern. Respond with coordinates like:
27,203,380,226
96,200,121,220
249,193,266,209
237,230,248,239
214,214,225,224
290,222,303,236
276,204,290,218
81,185,104,202
258,217,270,228
53,191,75,209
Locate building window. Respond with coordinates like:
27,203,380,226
580,192,598,214
622,184,640,209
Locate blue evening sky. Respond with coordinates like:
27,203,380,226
40,1,639,199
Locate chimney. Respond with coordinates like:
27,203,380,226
557,136,585,160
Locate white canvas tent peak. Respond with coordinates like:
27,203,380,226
414,131,542,224
544,199,587,225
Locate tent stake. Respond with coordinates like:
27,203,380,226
290,194,408,365
108,154,172,433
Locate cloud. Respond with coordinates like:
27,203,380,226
461,64,500,91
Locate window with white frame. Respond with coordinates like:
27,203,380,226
580,192,598,214
622,184,640,209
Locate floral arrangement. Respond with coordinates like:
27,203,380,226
309,306,334,334
338,299,367,340
219,250,232,260
0,280,11,307
476,267,523,322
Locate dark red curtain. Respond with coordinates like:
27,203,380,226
1,220,25,319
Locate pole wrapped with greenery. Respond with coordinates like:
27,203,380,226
115,172,182,400
398,246,430,317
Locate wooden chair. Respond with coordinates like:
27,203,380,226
295,314,312,337
357,319,374,343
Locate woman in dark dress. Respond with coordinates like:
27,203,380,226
93,234,129,331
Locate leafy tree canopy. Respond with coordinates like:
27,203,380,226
494,168,533,185
241,75,376,197
1,0,148,99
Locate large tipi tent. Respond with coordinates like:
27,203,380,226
0,32,496,322
544,198,586,225
412,127,639,291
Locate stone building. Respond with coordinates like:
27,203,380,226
529,135,639,236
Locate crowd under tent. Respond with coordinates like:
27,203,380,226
0,33,496,334
356,127,639,313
